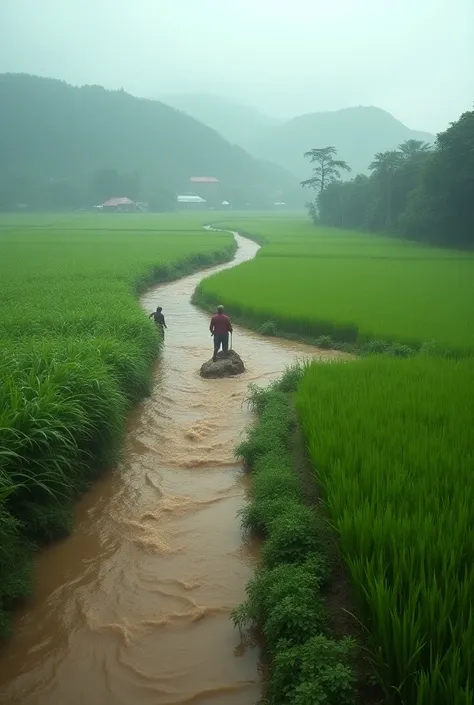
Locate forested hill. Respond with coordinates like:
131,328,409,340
160,93,280,152
252,106,435,178
0,74,298,210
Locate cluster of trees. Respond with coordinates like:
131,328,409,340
0,169,177,212
303,109,474,247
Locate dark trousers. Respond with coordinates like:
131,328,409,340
213,333,229,358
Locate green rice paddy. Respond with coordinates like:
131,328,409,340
199,216,474,352
297,356,474,704
0,213,234,634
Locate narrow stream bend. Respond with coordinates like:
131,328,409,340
0,234,346,705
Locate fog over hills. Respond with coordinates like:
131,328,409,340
0,74,299,209
161,95,435,179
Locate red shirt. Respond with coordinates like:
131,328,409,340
210,313,232,335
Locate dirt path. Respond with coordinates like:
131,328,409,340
0,234,347,705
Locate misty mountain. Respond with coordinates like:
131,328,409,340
251,106,435,179
0,74,298,209
160,93,280,151
155,97,435,181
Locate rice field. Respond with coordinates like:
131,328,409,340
296,356,474,704
199,216,474,352
0,213,234,635
204,214,474,702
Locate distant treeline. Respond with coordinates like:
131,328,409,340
307,108,474,247
0,168,176,212
0,74,300,211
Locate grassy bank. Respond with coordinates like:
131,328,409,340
196,216,474,355
297,355,474,704
0,213,235,636
233,369,358,705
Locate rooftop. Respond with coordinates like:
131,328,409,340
177,195,206,203
189,177,220,183
103,197,134,206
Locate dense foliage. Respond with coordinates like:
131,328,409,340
196,217,474,354
315,108,474,247
233,372,356,705
297,356,474,704
0,74,297,211
0,213,235,635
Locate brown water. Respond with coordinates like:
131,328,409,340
0,234,347,705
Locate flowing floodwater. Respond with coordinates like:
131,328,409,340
0,234,347,705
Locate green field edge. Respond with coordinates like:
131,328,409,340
194,229,472,359
232,369,376,705
0,239,237,639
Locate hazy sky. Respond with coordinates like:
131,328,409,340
1,0,472,133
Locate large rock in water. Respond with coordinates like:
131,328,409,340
200,350,245,378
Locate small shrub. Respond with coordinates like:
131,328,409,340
315,335,334,349
234,553,329,632
264,593,327,652
269,635,356,705
362,339,390,354
252,460,300,501
274,363,306,393
419,339,438,356
260,320,278,336
0,523,32,637
251,554,328,615
330,341,356,353
240,496,291,535
236,392,295,465
262,504,321,568
387,342,414,357
236,433,287,467
230,601,252,631
245,382,271,415
20,500,73,542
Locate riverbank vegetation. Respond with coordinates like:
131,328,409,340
0,213,235,635
233,368,357,705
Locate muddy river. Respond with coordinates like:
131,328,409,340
0,234,345,705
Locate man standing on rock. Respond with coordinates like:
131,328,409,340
209,305,233,362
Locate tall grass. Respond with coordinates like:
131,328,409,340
296,356,474,704
0,213,234,635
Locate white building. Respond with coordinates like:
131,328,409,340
177,194,207,209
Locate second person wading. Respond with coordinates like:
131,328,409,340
209,305,233,362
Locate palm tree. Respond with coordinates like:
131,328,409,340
398,139,432,159
301,146,351,195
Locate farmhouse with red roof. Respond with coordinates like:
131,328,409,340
188,177,220,204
